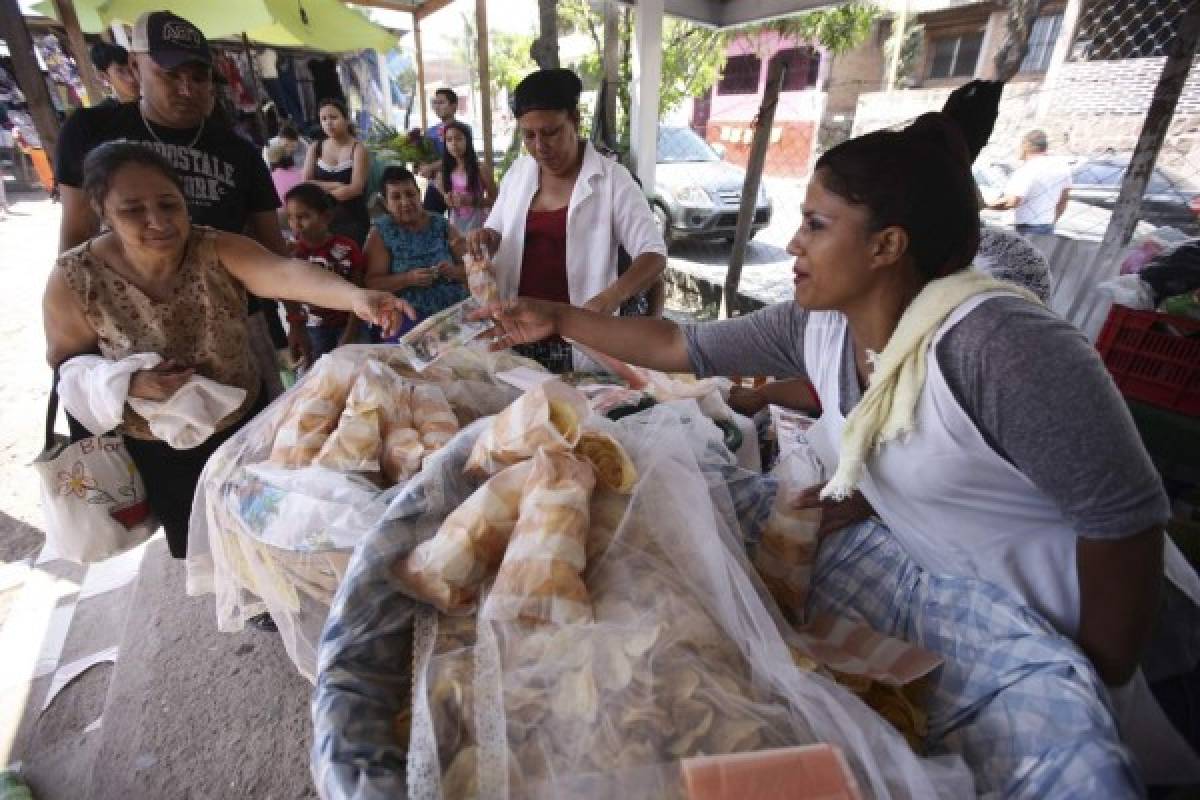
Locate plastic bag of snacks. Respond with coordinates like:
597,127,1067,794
185,344,539,681
313,401,973,799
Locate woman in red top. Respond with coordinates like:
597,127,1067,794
465,69,666,372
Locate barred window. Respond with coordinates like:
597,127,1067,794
718,54,762,95
1020,13,1063,72
768,46,822,91
1072,0,1187,61
928,32,983,79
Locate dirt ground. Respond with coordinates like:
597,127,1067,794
0,190,59,565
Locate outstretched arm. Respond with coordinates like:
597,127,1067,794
216,232,413,335
477,298,691,374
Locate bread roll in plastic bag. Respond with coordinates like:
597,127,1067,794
394,460,534,614
413,384,460,455
313,360,396,472
269,355,359,467
755,444,825,622
466,379,589,477
481,450,596,625
464,253,499,305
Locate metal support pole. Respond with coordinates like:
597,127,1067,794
476,0,494,178
630,0,663,190
414,12,428,131
723,59,786,319
601,0,619,150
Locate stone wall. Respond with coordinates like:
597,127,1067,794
851,57,1200,183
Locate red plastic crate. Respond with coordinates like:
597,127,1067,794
1096,305,1200,416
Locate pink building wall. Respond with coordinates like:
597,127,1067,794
701,32,828,177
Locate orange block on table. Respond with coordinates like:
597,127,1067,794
682,744,863,800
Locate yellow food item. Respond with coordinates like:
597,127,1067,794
575,430,637,494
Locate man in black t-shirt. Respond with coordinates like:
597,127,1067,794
56,12,283,252
54,11,305,375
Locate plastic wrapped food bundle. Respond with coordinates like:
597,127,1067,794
313,402,974,799
185,344,539,681
465,379,590,476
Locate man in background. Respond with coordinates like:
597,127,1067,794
420,88,472,213
89,42,139,105
988,129,1072,236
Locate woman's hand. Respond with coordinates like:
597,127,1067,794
471,298,561,351
437,260,467,283
403,267,438,289
128,360,194,402
728,385,768,416
791,485,875,540
351,290,416,339
583,289,621,317
466,228,500,261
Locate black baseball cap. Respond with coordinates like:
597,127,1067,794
130,11,211,69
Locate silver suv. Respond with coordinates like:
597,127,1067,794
651,126,772,247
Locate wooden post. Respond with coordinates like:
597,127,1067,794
722,58,786,319
0,0,61,155
52,0,105,105
414,11,428,131
1096,1,1200,267
240,34,269,142
475,0,494,178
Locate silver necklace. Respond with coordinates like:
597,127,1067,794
139,104,205,148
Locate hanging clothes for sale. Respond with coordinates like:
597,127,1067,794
293,56,316,122
308,57,345,106
35,34,83,111
215,52,257,113
275,55,306,123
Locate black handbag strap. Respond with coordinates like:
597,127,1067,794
45,371,62,453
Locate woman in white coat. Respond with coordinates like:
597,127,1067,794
465,68,665,372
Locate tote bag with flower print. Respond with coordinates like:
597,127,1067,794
32,382,156,563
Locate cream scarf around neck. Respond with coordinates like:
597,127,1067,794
820,269,1042,502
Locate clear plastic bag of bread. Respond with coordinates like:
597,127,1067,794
754,439,826,622
463,252,499,305
269,353,362,467
394,459,533,614
313,359,399,473
413,383,460,457
396,403,970,800
479,449,596,625
465,379,590,477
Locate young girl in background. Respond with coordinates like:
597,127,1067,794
285,183,366,361
438,120,494,233
365,166,469,338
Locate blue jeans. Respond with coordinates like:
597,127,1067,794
1016,223,1055,235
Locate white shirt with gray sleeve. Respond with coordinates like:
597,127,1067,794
683,297,1169,540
